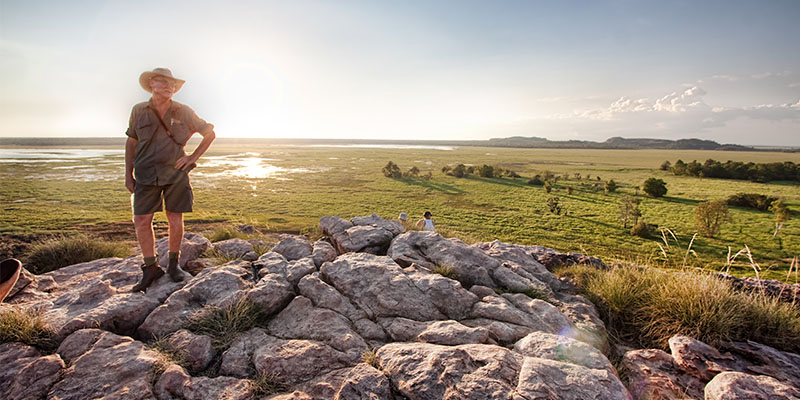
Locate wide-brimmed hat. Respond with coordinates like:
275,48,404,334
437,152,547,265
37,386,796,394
139,67,185,93
398,212,408,221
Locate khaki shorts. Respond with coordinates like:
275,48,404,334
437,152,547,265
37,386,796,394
132,174,194,215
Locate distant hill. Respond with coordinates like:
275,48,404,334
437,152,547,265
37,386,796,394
485,136,757,151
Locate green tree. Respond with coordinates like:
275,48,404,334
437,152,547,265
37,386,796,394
604,179,618,194
643,178,668,198
478,164,495,178
660,160,671,171
546,196,562,215
450,164,466,178
382,161,401,178
694,200,731,237
403,166,420,178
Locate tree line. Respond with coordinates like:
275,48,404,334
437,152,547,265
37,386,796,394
662,159,800,183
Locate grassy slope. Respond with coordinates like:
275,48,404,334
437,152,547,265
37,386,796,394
1,144,798,280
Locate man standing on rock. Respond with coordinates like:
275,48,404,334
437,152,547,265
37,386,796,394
125,68,216,292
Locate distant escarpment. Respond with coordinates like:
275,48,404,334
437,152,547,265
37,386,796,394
2,214,799,399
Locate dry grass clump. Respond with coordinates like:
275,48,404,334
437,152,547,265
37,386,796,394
207,226,250,242
0,305,56,350
184,297,263,351
556,264,800,353
361,348,379,368
431,264,456,280
249,371,290,397
494,285,553,303
26,234,130,274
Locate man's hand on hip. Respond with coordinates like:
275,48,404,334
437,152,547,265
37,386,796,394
126,177,136,193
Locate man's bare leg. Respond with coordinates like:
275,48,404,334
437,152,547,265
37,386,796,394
132,213,164,292
165,211,185,281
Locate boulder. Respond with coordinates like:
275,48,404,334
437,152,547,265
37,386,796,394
402,265,479,320
320,253,446,321
379,317,490,345
165,329,216,373
704,371,800,400
515,356,631,400
212,238,255,260
156,232,211,268
334,363,393,400
514,331,616,375
622,348,705,400
245,272,295,316
253,338,358,385
320,214,402,255
155,363,254,400
268,296,368,354
0,342,65,400
272,236,313,261
50,329,161,400
220,328,272,378
311,239,338,267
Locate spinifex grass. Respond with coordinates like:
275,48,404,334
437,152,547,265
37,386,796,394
0,305,56,351
26,234,130,274
556,263,800,353
184,297,264,351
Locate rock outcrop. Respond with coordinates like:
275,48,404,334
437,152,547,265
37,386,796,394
2,214,798,399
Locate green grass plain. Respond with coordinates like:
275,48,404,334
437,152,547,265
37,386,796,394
1,142,798,281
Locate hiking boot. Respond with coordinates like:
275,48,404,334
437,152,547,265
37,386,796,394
132,262,164,292
166,258,184,282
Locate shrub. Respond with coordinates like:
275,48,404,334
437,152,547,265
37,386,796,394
630,221,652,238
382,161,402,178
643,178,667,198
0,306,56,350
528,175,544,186
208,225,248,242
477,164,494,178
555,264,800,352
604,179,618,194
449,164,466,178
544,181,553,193
184,297,263,350
26,234,130,274
566,187,573,195
726,193,777,211
770,199,791,237
403,166,420,178
694,200,731,237
546,196,562,215
660,160,671,171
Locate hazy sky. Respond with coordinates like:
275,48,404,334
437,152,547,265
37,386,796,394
1,0,799,145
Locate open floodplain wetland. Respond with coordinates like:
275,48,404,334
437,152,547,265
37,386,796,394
1,139,798,281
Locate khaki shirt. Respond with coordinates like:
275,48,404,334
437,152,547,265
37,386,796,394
126,100,213,185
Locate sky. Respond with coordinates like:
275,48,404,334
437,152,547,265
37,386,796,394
1,0,799,145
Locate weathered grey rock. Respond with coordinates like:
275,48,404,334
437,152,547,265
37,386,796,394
155,363,254,400
716,340,800,388
287,258,317,285
554,292,609,350
388,231,496,288
138,260,252,339
311,239,338,267
515,356,631,400
237,224,260,234
50,329,161,400
717,273,800,308
461,318,534,344
212,238,255,259
669,335,737,381
377,342,521,399
469,285,497,299
475,240,570,292
220,328,272,378
268,296,368,354
622,348,705,400
57,328,110,362
156,232,211,268
380,317,490,345
10,257,184,341
255,251,290,276
469,293,571,336
246,272,294,316
184,257,215,276
166,329,215,373
321,214,402,255
522,244,607,270
298,272,366,321
513,331,615,375
704,371,800,400
292,367,352,400
0,342,64,400
272,236,314,261
253,338,358,385
402,265,479,320
321,253,446,321
7,267,35,299
334,363,393,400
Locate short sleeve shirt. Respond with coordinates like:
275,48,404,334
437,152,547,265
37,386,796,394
126,100,213,185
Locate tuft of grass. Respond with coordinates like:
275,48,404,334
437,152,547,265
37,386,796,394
207,225,249,242
184,297,263,351
249,371,290,397
361,348,379,368
556,263,800,353
431,264,456,280
148,334,188,370
299,224,324,242
26,234,129,274
251,240,276,256
0,306,56,350
202,247,244,265
495,285,554,304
